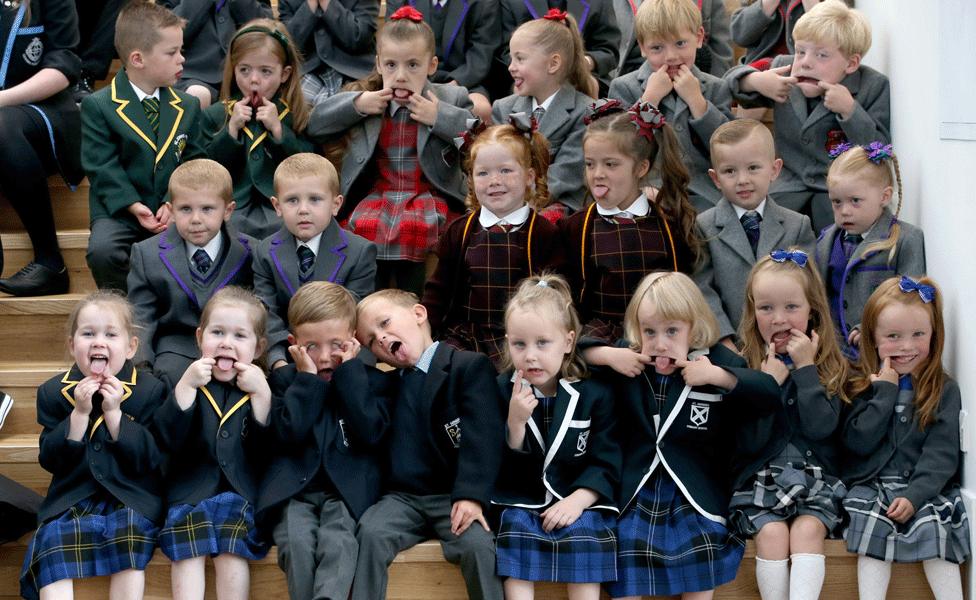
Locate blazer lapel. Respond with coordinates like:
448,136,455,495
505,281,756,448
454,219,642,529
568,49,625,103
757,201,787,257
158,224,201,308
714,200,756,265
851,207,894,263
523,0,547,20
242,97,292,154
208,228,253,297
421,343,452,413
568,0,591,30
542,379,581,472
539,84,573,138
110,71,157,155
154,87,187,168
268,226,300,296
312,221,349,283
441,0,471,60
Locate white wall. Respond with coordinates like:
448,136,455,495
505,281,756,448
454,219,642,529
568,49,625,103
856,0,976,594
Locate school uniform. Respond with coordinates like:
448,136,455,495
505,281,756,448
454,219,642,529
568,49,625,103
608,62,733,209
82,68,205,291
201,97,315,239
352,342,505,600
694,197,815,338
725,55,891,230
730,0,806,67
260,360,392,600
253,220,377,366
492,84,590,211
154,378,270,561
0,474,41,544
126,224,256,387
20,362,167,600
422,207,562,367
814,208,926,359
842,376,970,564
493,374,620,583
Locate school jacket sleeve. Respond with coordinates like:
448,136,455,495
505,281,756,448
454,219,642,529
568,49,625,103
306,91,366,139
268,366,326,445
453,352,506,505
730,1,775,48
903,380,962,511
692,218,736,340
341,234,379,301
36,382,87,478
332,359,395,447
105,377,168,477
843,380,897,457
792,364,843,442
430,86,475,142
584,2,622,78
547,113,587,210
893,222,926,278
702,0,733,75
572,379,621,507
689,72,734,155
126,240,160,366
153,390,199,453
251,239,290,366
34,0,82,81
80,95,143,216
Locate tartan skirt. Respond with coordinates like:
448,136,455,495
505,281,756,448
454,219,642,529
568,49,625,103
729,460,847,537
843,477,971,564
20,497,158,600
607,473,744,597
158,491,268,562
496,506,617,583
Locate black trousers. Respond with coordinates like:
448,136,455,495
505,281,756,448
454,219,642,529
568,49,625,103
76,0,126,79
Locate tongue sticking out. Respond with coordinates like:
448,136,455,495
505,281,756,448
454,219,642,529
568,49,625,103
654,356,675,373
217,357,235,371
249,91,262,109
592,185,609,199
393,88,413,100
90,358,107,375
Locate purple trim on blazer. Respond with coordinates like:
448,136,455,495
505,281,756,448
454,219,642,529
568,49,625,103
522,0,538,19
268,233,297,296
328,227,350,283
158,237,200,309
217,236,253,290
444,0,471,61
577,0,590,31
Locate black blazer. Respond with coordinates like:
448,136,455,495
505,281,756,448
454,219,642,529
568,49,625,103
258,360,392,520
36,362,168,523
493,374,620,512
278,0,379,80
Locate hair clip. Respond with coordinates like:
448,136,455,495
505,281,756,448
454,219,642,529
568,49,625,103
390,6,424,21
542,8,568,23
508,112,537,139
827,141,854,158
898,275,935,303
452,118,486,151
864,141,893,164
769,249,809,267
583,98,624,125
536,279,549,288
629,101,666,141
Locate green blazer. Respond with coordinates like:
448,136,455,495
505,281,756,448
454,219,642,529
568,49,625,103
81,68,205,223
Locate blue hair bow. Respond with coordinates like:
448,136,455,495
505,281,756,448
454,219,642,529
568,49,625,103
769,249,808,267
898,275,935,303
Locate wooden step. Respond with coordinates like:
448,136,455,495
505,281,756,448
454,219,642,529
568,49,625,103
1,231,96,293
0,177,89,233
0,362,67,435
0,434,46,497
0,295,80,363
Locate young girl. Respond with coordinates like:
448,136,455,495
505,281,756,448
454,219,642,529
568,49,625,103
20,292,168,600
729,249,850,600
587,271,781,599
842,276,969,600
422,117,562,368
201,19,313,240
307,7,475,297
492,10,595,215
814,142,926,359
561,99,701,345
154,286,272,600
493,274,620,599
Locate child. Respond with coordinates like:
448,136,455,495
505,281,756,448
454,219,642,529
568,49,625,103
127,159,255,388
494,274,620,599
695,119,815,342
83,0,205,292
422,118,562,368
814,143,925,359
585,271,780,599
352,289,506,600
560,99,701,343
259,282,390,600
843,276,970,600
608,0,734,210
492,11,593,214
731,0,815,70
729,249,850,600
724,0,890,231
20,292,168,600
154,286,272,600
161,0,273,108
201,19,314,240
307,7,474,296
253,153,377,370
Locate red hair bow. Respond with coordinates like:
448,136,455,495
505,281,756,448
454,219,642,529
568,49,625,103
390,6,424,21
543,8,568,22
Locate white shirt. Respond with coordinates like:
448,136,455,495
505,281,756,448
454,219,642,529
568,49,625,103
129,81,160,102
596,193,650,219
532,90,559,113
185,234,223,270
479,205,530,229
732,198,767,220
297,232,323,257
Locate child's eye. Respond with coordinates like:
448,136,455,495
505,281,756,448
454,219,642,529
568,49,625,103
475,170,488,177
584,160,593,168
649,45,662,52
380,318,390,328
749,165,761,171
643,328,655,336
850,197,861,204
722,168,734,175
666,327,678,336
675,40,687,48
511,341,525,349
501,168,513,175
830,198,841,206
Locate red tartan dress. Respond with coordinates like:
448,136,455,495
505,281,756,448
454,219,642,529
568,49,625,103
347,107,450,262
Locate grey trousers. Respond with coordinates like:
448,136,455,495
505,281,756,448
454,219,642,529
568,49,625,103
87,217,149,291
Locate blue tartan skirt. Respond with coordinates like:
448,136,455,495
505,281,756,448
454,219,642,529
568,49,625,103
496,506,617,583
158,491,268,561
607,473,744,598
19,497,158,600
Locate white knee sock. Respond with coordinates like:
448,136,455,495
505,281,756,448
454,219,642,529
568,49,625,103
857,555,892,600
755,557,789,600
789,553,825,600
922,558,964,600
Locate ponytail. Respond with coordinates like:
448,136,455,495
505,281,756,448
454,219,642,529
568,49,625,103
513,13,596,98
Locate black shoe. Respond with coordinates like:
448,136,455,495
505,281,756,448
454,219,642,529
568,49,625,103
0,262,69,296
72,75,95,103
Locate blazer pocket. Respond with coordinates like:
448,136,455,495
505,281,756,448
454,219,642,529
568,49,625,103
441,146,456,168
568,419,591,457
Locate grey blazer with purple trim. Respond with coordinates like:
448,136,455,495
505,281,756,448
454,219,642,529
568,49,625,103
127,224,256,367
254,220,377,365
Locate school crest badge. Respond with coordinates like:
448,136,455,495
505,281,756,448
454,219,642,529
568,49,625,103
23,37,42,66
338,418,350,447
574,430,590,456
173,134,188,161
688,402,710,429
444,418,461,448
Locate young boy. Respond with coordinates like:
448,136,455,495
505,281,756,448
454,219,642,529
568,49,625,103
259,282,390,600
352,289,505,600
253,153,377,369
694,119,816,343
608,0,734,211
83,0,205,292
723,0,890,231
126,159,255,388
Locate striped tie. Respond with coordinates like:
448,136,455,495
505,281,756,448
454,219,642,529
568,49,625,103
740,210,762,255
192,249,212,274
142,97,160,136
297,244,315,280
532,106,545,125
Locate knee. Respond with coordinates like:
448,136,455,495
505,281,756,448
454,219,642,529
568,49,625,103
454,525,495,559
755,521,790,556
790,515,827,544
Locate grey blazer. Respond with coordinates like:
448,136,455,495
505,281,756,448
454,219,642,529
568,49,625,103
695,197,815,338
307,82,474,211
725,55,891,196
492,83,590,210
254,221,378,365
608,63,732,204
279,0,379,81
729,0,806,66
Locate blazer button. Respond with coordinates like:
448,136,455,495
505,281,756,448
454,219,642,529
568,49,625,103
221,460,228,467
357,157,365,164
218,16,226,24
300,477,307,483
92,442,102,451
787,398,795,405
95,473,103,481
903,470,910,477
805,450,812,457
221,430,230,438
251,153,260,161
900,416,908,423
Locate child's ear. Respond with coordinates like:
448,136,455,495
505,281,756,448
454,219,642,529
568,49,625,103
769,158,784,181
126,336,139,360
427,55,439,77
223,201,236,221
880,185,893,206
256,337,268,358
412,303,429,324
844,53,862,74
564,329,577,353
127,50,144,70
270,196,284,217
636,158,651,180
707,168,720,189
196,327,203,348
280,65,293,84
287,333,297,346
547,52,562,76
331,194,344,216
695,26,705,49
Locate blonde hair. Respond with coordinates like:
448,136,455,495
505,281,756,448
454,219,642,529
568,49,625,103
169,159,233,205
738,252,850,402
623,272,718,352
115,0,185,66
792,0,871,57
502,273,586,380
709,118,775,162
67,291,137,339
346,14,435,94
634,0,702,44
847,277,946,430
274,153,340,196
198,287,269,368
464,124,550,211
287,282,357,331
513,15,593,97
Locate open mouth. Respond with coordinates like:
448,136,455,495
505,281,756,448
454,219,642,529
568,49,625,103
318,367,335,381
890,354,917,365
650,355,677,373
591,185,609,199
215,355,236,371
393,88,413,100
771,330,791,345
736,189,754,198
796,76,819,85
524,367,546,378
89,354,108,375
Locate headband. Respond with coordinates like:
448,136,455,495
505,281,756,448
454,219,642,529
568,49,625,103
898,275,936,303
233,26,291,59
769,249,808,267
390,6,424,21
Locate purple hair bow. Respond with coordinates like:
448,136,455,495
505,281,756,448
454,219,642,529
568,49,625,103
770,249,809,267
898,275,935,303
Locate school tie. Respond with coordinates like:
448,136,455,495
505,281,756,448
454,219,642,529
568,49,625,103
192,249,212,275
433,0,443,10
297,244,315,279
842,232,863,259
740,210,762,255
142,97,160,137
532,106,545,125
488,222,514,234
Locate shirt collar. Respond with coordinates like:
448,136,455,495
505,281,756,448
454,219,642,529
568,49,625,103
297,232,323,256
532,89,559,112
595,193,650,218
414,341,439,374
479,205,530,229
130,80,160,102
732,198,767,220
185,232,223,264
